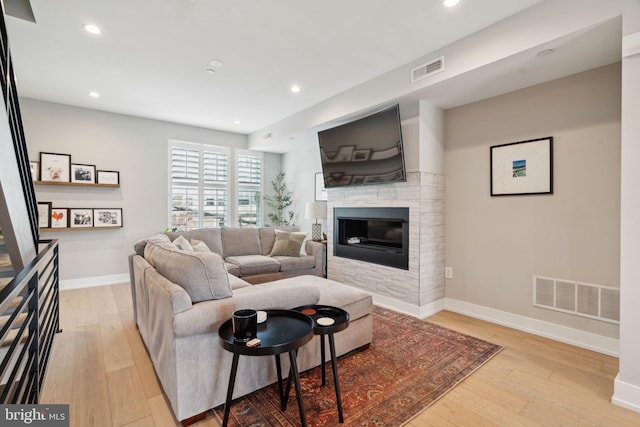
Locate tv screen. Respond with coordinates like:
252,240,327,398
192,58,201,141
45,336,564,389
317,104,406,188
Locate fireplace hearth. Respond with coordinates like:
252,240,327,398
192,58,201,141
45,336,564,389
334,207,409,270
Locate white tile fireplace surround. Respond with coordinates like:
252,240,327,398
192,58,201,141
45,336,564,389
327,171,445,316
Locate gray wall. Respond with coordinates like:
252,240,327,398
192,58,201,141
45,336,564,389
21,98,281,284
444,63,621,338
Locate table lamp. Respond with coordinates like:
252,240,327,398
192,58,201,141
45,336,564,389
305,202,327,241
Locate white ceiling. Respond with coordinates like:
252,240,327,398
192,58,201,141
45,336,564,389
5,0,551,135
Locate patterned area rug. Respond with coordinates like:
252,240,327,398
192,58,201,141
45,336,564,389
214,306,502,426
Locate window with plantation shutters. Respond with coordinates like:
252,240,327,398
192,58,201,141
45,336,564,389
168,141,262,230
237,152,261,227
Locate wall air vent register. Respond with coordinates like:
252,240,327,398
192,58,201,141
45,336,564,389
533,275,620,324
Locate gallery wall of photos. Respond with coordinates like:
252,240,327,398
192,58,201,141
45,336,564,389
30,151,123,231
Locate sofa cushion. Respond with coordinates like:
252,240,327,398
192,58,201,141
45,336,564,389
259,226,300,255
224,262,240,277
166,228,223,255
144,240,232,302
172,281,321,338
225,255,281,276
274,255,316,272
133,233,171,256
270,229,307,257
269,275,372,322
221,228,261,258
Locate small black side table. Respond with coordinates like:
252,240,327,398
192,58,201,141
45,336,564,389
218,309,314,427
293,304,350,423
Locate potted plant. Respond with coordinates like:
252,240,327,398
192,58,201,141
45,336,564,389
264,172,295,226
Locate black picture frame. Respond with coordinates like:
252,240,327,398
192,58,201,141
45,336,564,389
490,137,553,196
39,152,71,182
93,208,123,227
71,163,96,183
50,207,69,229
37,202,52,228
69,208,94,228
97,170,120,185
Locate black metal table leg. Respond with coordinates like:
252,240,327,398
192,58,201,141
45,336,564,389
275,354,286,410
222,353,240,427
328,332,344,423
320,333,326,386
289,350,308,427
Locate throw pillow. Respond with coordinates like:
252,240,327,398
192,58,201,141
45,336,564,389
190,239,211,252
269,229,307,257
144,240,232,302
173,235,194,252
133,233,171,256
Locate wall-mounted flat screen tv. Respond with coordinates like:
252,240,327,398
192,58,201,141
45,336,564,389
317,104,406,188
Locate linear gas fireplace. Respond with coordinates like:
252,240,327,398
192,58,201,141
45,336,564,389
334,207,409,270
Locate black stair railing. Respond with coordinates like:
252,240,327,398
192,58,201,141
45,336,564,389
0,4,60,405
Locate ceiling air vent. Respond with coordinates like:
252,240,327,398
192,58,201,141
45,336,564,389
410,56,444,83
262,132,272,141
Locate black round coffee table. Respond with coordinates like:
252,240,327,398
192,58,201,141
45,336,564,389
218,309,314,427
293,304,350,423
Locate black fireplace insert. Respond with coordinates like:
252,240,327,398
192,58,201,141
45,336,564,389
334,207,409,270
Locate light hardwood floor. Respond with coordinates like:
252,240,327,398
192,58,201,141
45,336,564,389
41,283,640,427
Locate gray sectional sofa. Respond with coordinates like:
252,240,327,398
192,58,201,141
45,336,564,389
128,226,373,422
163,225,325,283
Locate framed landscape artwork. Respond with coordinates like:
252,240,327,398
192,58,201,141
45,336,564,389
490,137,553,196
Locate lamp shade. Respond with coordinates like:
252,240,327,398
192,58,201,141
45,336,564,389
305,202,327,220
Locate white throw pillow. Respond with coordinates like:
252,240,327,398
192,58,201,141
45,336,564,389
173,235,194,252
190,239,211,252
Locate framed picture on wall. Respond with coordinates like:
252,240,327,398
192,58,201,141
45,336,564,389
71,163,96,183
490,137,553,196
97,170,120,185
37,202,52,228
39,152,71,182
70,208,94,228
50,208,69,229
94,208,123,227
315,172,327,201
30,161,39,181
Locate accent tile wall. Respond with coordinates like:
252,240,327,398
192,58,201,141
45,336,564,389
327,171,445,308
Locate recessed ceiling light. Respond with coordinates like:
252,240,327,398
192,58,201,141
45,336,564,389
84,24,101,35
290,85,301,94
443,0,459,7
205,68,216,75
209,59,224,67
233,120,241,125
89,91,100,98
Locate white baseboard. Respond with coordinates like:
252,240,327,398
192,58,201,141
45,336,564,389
613,375,640,413
60,273,129,291
372,294,445,319
445,298,619,357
